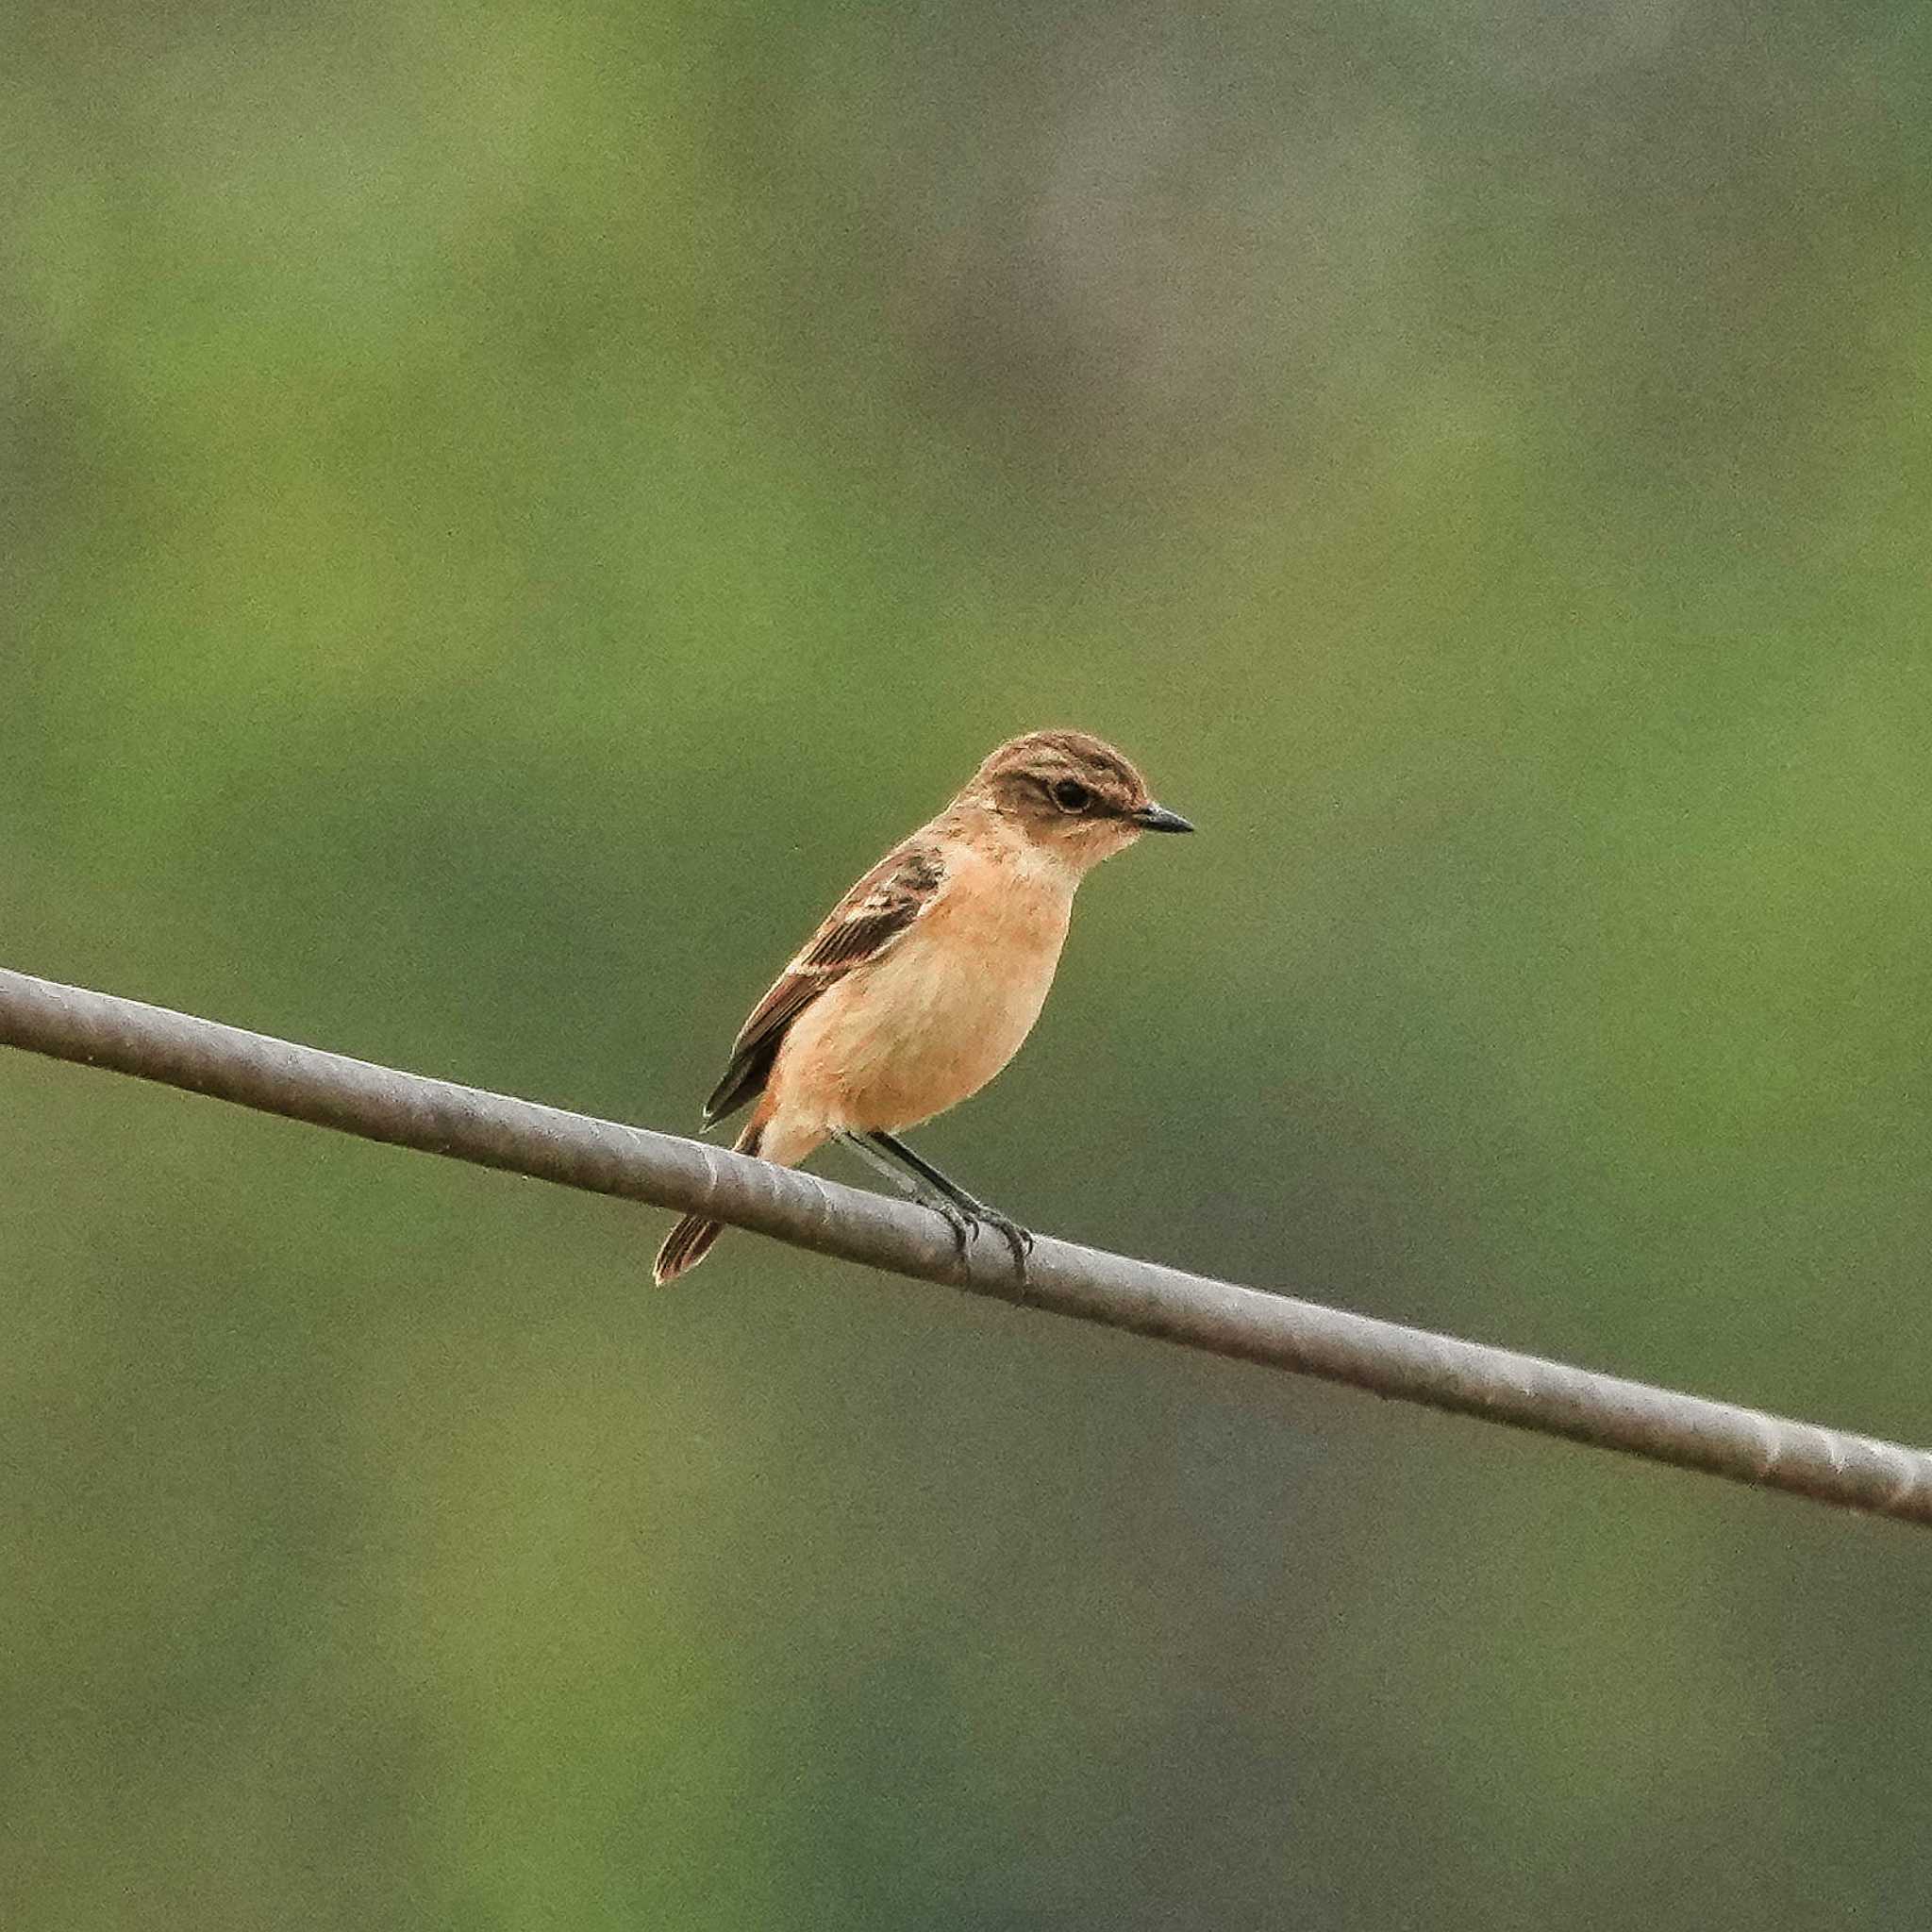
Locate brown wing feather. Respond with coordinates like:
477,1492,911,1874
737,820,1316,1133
701,841,946,1124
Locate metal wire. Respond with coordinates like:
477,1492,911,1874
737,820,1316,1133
3,962,1927,1526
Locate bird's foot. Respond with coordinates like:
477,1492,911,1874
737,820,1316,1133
929,1194,975,1264
951,1202,1032,1294
975,1208,1034,1281
920,1194,1032,1292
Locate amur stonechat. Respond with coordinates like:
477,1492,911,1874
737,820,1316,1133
653,729,1193,1284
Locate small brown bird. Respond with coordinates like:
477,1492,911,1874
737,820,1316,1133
653,729,1193,1284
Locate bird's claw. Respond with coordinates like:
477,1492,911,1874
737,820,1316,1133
954,1205,1032,1295
931,1196,975,1262
977,1210,1034,1281
922,1196,1032,1292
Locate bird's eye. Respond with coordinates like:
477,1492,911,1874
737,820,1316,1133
1051,778,1091,813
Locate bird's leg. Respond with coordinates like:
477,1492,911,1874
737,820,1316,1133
864,1130,1033,1280
837,1131,975,1261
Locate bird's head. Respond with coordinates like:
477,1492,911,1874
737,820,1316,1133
960,729,1193,872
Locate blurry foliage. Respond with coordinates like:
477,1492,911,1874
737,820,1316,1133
6,0,1932,1924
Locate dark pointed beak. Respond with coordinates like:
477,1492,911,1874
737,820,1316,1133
1133,802,1195,834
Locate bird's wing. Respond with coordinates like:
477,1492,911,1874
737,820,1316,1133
702,838,948,1124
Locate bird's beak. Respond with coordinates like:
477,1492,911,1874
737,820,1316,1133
1133,802,1195,834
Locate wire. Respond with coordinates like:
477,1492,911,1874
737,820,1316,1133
2,962,1925,1526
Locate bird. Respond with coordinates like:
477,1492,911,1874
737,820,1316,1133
652,728,1194,1285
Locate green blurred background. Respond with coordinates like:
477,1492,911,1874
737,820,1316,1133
7,0,1932,1924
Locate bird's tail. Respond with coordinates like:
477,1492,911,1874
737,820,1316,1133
652,1119,764,1287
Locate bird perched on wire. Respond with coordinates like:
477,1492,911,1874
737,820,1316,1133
653,729,1194,1285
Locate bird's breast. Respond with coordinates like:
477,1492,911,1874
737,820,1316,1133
774,846,1075,1133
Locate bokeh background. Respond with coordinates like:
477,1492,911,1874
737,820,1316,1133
8,0,1932,1924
